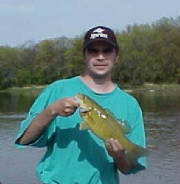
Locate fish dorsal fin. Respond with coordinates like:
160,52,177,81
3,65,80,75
79,122,89,130
117,119,131,134
104,108,116,118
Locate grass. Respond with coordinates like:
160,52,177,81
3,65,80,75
0,85,46,97
121,82,180,91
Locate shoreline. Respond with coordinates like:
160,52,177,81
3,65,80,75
121,83,180,93
0,83,179,93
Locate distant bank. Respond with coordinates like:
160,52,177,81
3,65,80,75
0,83,179,94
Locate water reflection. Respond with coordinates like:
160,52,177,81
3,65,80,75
132,89,180,113
0,88,41,113
0,88,179,184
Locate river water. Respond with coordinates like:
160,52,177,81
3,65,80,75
0,88,179,184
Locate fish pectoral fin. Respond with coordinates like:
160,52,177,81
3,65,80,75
79,122,89,130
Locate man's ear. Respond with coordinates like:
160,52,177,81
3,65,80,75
115,55,119,64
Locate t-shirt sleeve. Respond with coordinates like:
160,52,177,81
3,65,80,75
125,98,147,174
15,86,57,148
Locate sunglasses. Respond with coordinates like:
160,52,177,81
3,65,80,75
87,47,114,54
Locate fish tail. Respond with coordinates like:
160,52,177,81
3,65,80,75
126,143,148,162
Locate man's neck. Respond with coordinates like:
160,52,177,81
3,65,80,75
80,74,115,94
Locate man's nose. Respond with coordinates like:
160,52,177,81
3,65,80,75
97,52,105,60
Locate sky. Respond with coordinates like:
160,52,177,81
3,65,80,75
1,0,179,47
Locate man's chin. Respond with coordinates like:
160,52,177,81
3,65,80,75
89,71,110,79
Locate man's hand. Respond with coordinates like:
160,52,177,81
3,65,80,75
47,97,80,117
105,138,133,173
105,138,125,160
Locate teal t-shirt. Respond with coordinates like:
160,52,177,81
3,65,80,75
15,76,147,184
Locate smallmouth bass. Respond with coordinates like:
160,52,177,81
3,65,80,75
75,93,147,161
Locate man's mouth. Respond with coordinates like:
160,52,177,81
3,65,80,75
93,64,107,67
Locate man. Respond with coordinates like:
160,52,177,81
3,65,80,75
15,26,147,184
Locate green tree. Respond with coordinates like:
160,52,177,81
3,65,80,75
0,47,21,88
64,38,84,78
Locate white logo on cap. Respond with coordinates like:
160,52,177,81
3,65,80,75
90,28,108,39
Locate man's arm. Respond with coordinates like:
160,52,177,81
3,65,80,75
18,97,79,145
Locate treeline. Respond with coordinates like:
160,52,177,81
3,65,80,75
0,17,179,89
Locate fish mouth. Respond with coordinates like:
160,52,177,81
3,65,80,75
80,107,90,113
74,94,91,113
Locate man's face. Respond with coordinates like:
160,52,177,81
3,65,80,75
83,41,118,79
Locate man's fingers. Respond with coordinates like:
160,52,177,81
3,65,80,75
105,142,112,150
64,106,72,113
113,139,124,150
106,138,124,152
108,139,119,152
71,97,80,107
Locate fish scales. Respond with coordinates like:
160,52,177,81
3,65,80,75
75,93,147,161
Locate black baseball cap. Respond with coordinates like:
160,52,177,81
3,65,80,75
83,26,119,52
